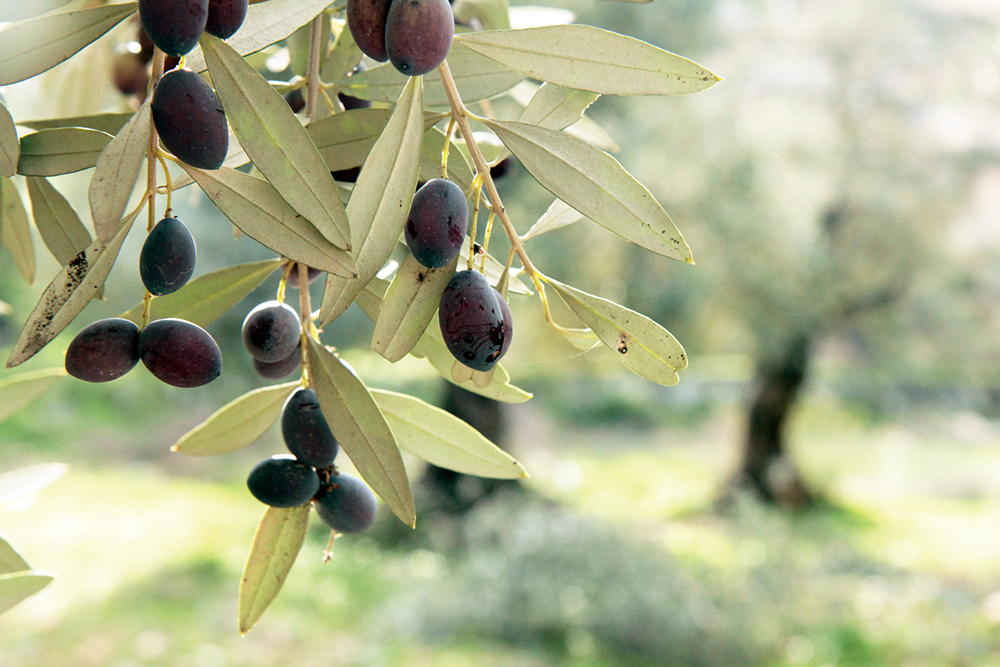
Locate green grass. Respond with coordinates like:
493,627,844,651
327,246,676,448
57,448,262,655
2,398,1000,666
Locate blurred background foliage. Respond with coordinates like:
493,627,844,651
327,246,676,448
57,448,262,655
3,0,1000,665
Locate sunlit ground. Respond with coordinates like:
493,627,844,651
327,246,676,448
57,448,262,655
3,391,1000,666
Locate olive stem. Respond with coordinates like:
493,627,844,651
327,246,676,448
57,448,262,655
141,49,167,329
436,59,538,279
297,262,313,389
305,14,325,123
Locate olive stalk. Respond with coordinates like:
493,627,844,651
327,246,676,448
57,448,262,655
141,49,167,329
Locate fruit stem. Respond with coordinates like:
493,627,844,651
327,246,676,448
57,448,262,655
441,117,456,179
436,59,539,280
467,176,483,271
142,49,167,329
297,262,313,389
305,14,325,123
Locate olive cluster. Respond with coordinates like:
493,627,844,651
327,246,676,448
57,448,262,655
242,299,303,379
403,178,513,372
247,387,379,534
348,0,455,76
65,215,221,388
137,0,247,170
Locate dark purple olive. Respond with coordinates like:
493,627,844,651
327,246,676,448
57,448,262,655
247,455,320,507
139,216,197,296
252,345,302,380
347,0,392,62
438,270,505,372
205,0,248,39
151,69,228,170
242,301,301,363
139,0,208,57
281,387,339,468
139,318,222,387
315,473,378,533
385,0,454,76
65,318,141,383
404,178,468,269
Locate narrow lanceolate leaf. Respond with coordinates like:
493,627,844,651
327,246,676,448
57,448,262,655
522,198,585,241
238,505,309,635
307,340,415,527
0,571,56,616
319,77,423,325
339,43,524,108
0,462,68,508
308,108,392,173
182,166,356,278
0,102,18,178
173,382,299,456
372,253,458,362
17,128,112,177
187,0,334,72
0,3,138,86
6,209,137,369
120,258,285,327
202,34,350,250
456,25,721,96
89,102,150,243
18,112,137,136
0,536,29,575
1,176,34,283
0,0,75,22
27,177,92,266
546,277,687,386
484,119,692,262
519,83,600,131
371,389,527,479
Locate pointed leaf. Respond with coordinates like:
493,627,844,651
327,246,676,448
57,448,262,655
187,0,334,72
522,198,585,241
18,112,138,136
27,177,92,266
182,166,356,278
372,253,458,362
120,258,285,327
17,128,112,177
319,77,423,325
371,389,527,479
89,102,149,243
484,119,692,262
0,0,75,22
173,382,299,456
238,505,309,635
202,34,350,249
0,3,138,86
6,208,137,369
1,176,34,283
0,102,18,178
339,43,525,107
0,535,30,575
547,276,687,386
307,340,415,527
519,82,599,131
0,461,68,508
456,25,721,96
0,571,56,615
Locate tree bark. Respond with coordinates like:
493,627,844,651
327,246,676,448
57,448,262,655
729,333,816,508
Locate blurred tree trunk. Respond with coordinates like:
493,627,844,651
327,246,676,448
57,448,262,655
728,333,815,508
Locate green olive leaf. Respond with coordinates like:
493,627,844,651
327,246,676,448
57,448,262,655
421,126,475,192
372,253,459,363
0,0,75,22
89,102,149,243
202,34,350,250
1,176,35,284
27,177,93,267
454,0,511,31
308,108,392,173
0,571,56,616
172,381,300,456
187,0,334,72
0,370,65,426
0,461,68,509
371,389,528,479
455,25,721,96
483,119,692,262
319,76,423,325
0,2,138,86
169,141,251,191
120,258,285,327
307,340,415,527
6,206,137,369
181,166,357,278
521,198,585,241
519,82,600,131
238,504,309,635
338,43,525,108
546,276,687,386
322,17,363,83
17,128,113,177
17,112,136,136
0,102,18,178
0,536,29,575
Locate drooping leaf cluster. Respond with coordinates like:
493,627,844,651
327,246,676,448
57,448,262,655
0,0,717,632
